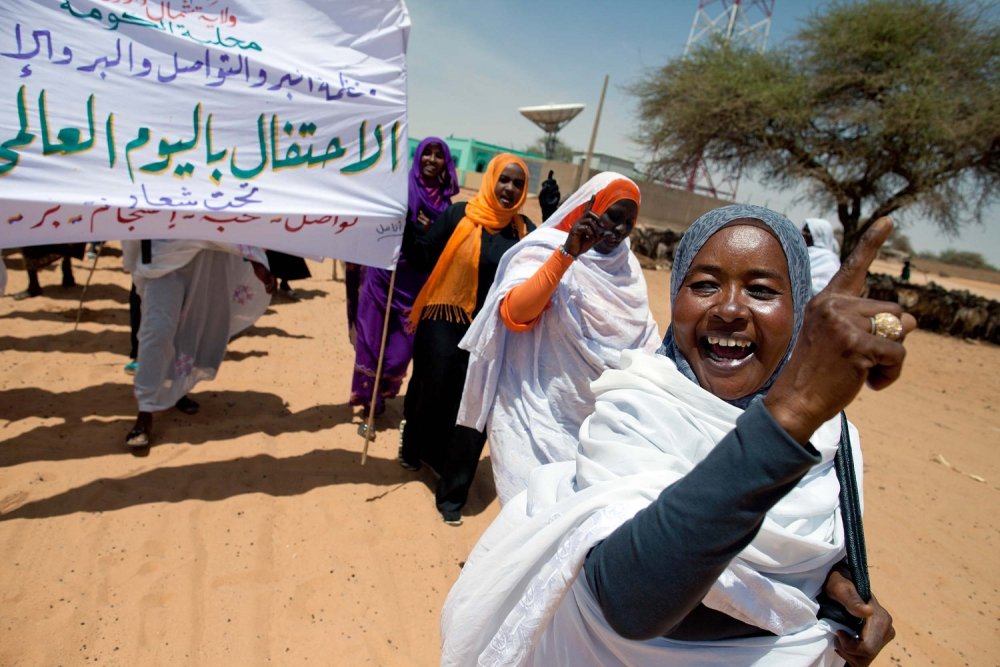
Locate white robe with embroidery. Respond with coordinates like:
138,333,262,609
124,239,270,412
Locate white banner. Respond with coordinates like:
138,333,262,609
0,0,410,269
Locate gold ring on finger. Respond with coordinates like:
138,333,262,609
870,312,903,341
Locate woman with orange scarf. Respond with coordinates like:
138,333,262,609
399,153,535,525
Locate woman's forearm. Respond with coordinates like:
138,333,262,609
499,248,574,331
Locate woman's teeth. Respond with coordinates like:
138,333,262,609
706,336,750,348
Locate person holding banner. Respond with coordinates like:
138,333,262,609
456,172,660,505
349,137,459,416
441,206,906,666
398,153,534,526
123,239,276,448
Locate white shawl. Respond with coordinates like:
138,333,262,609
441,350,860,666
457,173,660,504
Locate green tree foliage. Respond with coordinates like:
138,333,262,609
630,0,1000,257
525,136,575,162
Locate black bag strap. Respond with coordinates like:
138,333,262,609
835,411,871,602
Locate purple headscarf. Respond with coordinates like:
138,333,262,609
407,137,460,227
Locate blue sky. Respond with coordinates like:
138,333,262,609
405,1,1000,265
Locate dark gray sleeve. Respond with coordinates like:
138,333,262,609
583,400,822,640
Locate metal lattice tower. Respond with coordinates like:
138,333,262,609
681,0,775,198
686,0,775,56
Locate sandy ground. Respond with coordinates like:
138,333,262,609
1,206,998,665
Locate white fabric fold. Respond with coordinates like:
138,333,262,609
441,350,861,666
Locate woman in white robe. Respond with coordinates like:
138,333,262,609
802,217,841,295
441,204,909,666
458,172,659,504
123,239,274,447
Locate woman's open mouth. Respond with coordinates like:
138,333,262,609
701,335,755,365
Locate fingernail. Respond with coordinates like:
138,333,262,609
872,217,893,232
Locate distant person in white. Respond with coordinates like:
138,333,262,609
802,217,841,295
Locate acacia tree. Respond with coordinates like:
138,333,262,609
631,0,1000,256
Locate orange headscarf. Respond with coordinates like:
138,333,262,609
408,153,530,330
551,178,641,232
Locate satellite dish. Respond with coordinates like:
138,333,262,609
519,103,585,159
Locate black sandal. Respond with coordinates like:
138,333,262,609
125,425,150,447
13,288,42,301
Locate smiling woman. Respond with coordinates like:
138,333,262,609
348,136,459,416
667,219,798,404
398,153,535,525
442,204,912,666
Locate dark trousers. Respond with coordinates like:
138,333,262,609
129,283,142,360
435,425,488,514
401,318,487,513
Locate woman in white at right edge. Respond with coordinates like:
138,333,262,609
442,205,908,666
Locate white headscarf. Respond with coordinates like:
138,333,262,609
457,172,660,504
803,218,841,296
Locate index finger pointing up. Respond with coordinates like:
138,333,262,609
823,217,893,296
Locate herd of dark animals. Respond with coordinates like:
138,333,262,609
630,226,1000,346
864,273,1000,344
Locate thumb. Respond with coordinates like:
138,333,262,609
823,217,893,297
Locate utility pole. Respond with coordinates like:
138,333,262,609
576,74,609,191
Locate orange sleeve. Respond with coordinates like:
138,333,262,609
499,248,575,332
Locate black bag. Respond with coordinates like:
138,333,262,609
816,412,870,634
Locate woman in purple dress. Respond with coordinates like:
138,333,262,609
350,137,460,415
